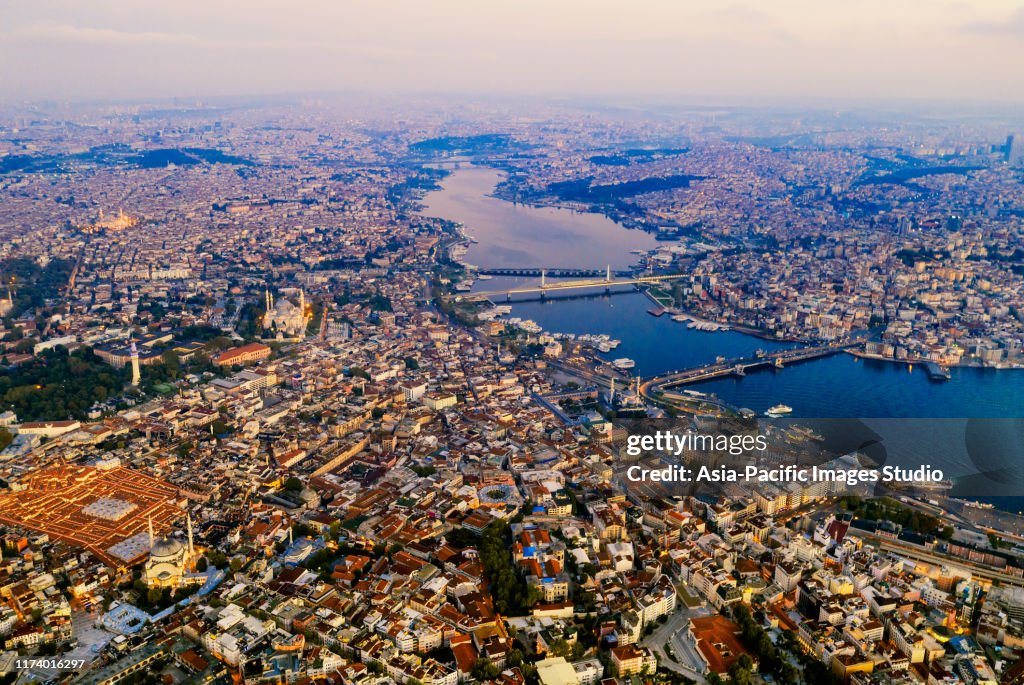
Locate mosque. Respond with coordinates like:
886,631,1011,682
262,288,310,339
143,514,202,589
83,208,138,233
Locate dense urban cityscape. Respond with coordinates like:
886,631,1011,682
0,92,1023,685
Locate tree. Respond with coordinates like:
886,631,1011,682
147,587,163,605
207,550,228,569
471,658,500,681
404,357,419,370
548,638,570,658
368,292,392,312
284,477,303,492
196,556,208,572
479,520,534,615
0,346,127,421
0,428,12,451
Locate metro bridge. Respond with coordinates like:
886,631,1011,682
460,266,686,301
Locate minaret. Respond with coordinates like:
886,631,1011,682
606,264,611,282
187,513,195,560
148,515,155,549
130,341,141,387
610,378,616,404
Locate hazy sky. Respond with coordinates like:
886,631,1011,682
2,0,1023,104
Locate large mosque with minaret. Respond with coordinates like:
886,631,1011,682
143,514,202,589
262,288,310,339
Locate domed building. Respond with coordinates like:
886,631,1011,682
262,288,309,339
299,486,320,509
144,514,199,589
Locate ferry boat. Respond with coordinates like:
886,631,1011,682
765,404,793,417
612,358,636,370
477,274,494,280
924,361,951,381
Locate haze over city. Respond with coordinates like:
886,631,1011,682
3,0,1024,103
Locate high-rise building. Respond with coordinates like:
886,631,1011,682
1007,134,1024,165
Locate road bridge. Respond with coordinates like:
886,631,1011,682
461,271,687,301
640,342,860,405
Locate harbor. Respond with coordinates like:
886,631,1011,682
421,166,1024,420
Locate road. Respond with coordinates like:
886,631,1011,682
639,596,711,681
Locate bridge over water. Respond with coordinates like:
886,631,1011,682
476,267,634,278
461,269,687,301
641,342,860,400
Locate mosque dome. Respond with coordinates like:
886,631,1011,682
300,487,320,507
151,536,185,560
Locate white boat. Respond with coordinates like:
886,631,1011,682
765,404,793,417
477,274,493,280
613,358,636,369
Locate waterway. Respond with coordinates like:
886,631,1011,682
419,166,659,269
419,167,1024,423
